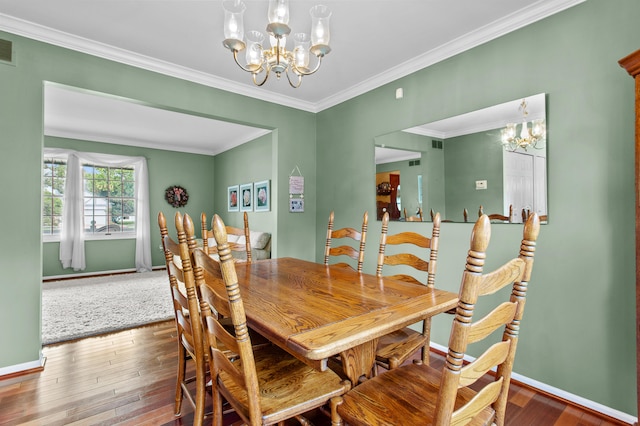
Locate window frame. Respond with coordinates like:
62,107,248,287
42,156,138,243
42,158,66,241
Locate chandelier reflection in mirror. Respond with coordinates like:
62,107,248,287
222,0,331,88
501,99,546,151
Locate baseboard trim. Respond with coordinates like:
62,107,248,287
0,355,45,380
43,266,166,282
430,342,637,425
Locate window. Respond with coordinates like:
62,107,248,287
83,164,136,235
42,160,66,236
43,148,150,271
42,158,137,239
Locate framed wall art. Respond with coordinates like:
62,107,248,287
228,185,239,212
289,198,304,213
240,183,253,212
254,180,270,212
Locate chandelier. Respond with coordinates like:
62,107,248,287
222,0,331,88
501,99,546,151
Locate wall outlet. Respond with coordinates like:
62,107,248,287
475,180,487,190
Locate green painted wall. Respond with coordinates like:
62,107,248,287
0,29,316,371
42,136,217,277
213,132,276,252
316,0,638,416
444,130,504,218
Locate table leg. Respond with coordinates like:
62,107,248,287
339,339,377,384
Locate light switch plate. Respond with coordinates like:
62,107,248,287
475,180,487,190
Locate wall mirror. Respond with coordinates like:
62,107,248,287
375,93,547,224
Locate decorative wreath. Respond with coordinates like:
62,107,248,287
165,185,189,208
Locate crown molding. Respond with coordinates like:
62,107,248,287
0,13,318,112
315,0,585,111
0,0,585,113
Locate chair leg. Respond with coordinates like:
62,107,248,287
419,344,428,366
330,396,344,426
193,361,207,426
212,387,225,426
421,318,431,366
175,343,187,415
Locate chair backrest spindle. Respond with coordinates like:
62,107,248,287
202,211,252,262
324,211,368,272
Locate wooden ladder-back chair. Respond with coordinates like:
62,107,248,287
374,210,442,372
479,204,514,223
404,207,424,222
336,213,541,426
523,208,548,223
442,208,468,223
324,210,369,272
202,211,252,262
192,213,351,426
158,211,208,426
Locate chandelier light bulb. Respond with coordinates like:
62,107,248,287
223,0,246,41
245,31,264,67
532,119,545,138
293,33,311,70
501,123,516,144
268,0,290,24
226,17,240,39
310,5,331,46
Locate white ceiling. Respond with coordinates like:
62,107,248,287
0,1,580,156
44,83,272,156
404,92,546,139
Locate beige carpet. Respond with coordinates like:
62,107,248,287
42,270,173,345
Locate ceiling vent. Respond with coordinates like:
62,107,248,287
0,39,13,64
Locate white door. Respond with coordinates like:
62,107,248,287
503,151,534,222
534,155,547,216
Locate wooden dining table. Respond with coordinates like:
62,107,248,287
227,257,459,384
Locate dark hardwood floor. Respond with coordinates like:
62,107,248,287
0,320,630,425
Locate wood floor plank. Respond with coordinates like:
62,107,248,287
0,320,632,426
555,405,596,426
509,385,537,408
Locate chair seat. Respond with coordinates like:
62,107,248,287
338,363,494,426
219,345,350,425
375,327,429,370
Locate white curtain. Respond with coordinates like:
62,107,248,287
44,148,152,272
59,152,85,270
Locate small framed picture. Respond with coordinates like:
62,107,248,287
228,185,239,212
254,180,270,212
289,198,304,213
240,183,253,212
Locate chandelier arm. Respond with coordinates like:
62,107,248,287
252,69,269,86
285,70,303,88
232,50,264,74
291,54,323,76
